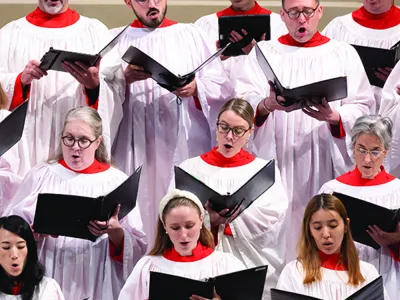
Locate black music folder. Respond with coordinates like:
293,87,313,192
150,265,268,300
32,165,142,242
0,101,28,157
174,160,275,219
352,43,400,88
40,24,130,72
121,43,231,92
219,14,271,56
271,276,383,300
255,44,348,108
333,192,400,250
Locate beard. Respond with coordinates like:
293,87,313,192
132,5,168,28
40,0,66,15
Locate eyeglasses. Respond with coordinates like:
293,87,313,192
62,136,97,149
355,148,385,158
283,4,319,19
216,122,250,138
135,0,162,6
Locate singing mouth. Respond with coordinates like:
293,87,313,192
224,144,233,149
298,27,306,33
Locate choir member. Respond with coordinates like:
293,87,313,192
379,61,400,178
102,0,234,247
319,115,400,299
4,107,147,300
0,85,22,215
276,194,381,299
323,0,400,111
117,189,245,300
0,215,64,300
233,0,375,260
0,0,114,177
177,98,288,300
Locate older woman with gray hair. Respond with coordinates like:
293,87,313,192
319,115,400,300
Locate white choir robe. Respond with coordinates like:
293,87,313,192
319,176,400,299
4,163,148,300
0,110,23,215
322,11,400,112
0,15,115,176
0,277,65,300
102,23,234,248
276,260,382,300
117,251,245,300
234,38,375,260
178,156,289,300
380,62,400,178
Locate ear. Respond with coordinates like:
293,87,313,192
280,8,285,21
317,5,323,20
200,214,204,225
345,217,350,232
94,136,102,150
124,0,133,8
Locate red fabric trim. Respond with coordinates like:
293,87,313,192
216,2,271,17
389,244,400,262
26,7,80,28
224,224,233,236
109,236,124,263
11,282,22,295
254,105,269,127
193,96,202,111
318,250,347,271
130,18,178,28
58,159,110,174
329,117,346,139
336,166,395,186
200,147,256,168
162,242,214,262
83,87,99,110
352,5,400,30
10,73,30,110
278,32,330,47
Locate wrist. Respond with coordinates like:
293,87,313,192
259,98,273,116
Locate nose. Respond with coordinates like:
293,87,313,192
71,141,80,150
322,226,330,239
10,247,18,260
363,153,372,163
180,228,188,238
297,13,306,23
226,130,234,139
147,0,157,7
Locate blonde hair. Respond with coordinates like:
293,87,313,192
0,84,8,110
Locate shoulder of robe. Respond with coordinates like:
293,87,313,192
78,15,110,32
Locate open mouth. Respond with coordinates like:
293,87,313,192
298,27,306,33
72,155,80,159
323,242,333,247
12,264,18,267
180,242,190,247
224,144,233,149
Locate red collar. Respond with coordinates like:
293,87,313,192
59,159,110,174
352,5,400,29
318,250,347,271
200,147,256,168
278,32,330,47
26,7,80,28
336,166,395,187
216,2,271,17
162,242,214,262
130,18,178,28
11,282,22,295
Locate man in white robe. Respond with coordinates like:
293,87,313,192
233,0,375,260
322,0,400,112
380,62,400,178
0,0,113,176
102,0,234,247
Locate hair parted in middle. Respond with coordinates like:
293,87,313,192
217,98,255,129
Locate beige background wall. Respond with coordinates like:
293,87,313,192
0,0,399,30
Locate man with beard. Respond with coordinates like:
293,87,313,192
323,0,400,112
233,0,375,263
0,0,113,176
101,0,234,248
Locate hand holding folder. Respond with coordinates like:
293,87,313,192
271,276,384,300
174,160,275,220
255,44,348,109
32,165,142,242
149,265,268,300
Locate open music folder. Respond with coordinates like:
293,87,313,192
150,265,268,300
219,14,271,56
174,160,275,219
32,165,142,242
39,24,130,72
271,276,384,300
0,100,28,157
352,42,400,88
121,43,231,92
255,43,348,108
333,192,400,250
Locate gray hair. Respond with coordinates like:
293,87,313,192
49,106,110,164
350,115,393,151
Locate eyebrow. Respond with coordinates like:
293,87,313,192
356,143,382,150
311,219,338,225
219,120,247,129
1,241,26,245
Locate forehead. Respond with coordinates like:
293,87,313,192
219,110,249,127
63,120,93,136
310,209,341,223
356,133,383,148
0,228,24,242
164,205,200,223
284,0,317,9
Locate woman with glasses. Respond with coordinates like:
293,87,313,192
4,106,147,300
319,115,400,299
176,98,289,299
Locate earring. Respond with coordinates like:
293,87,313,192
165,231,168,235
246,140,249,148
200,226,202,229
